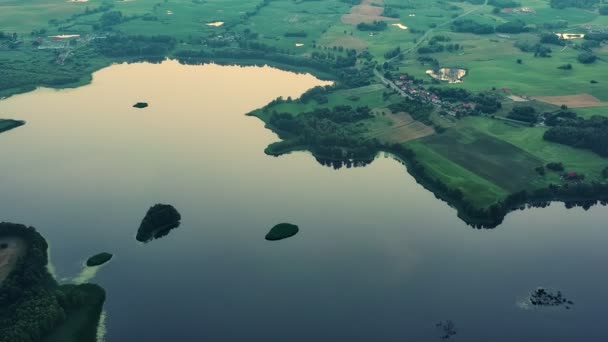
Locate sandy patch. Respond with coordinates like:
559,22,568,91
509,95,528,102
426,68,467,84
369,112,435,143
0,237,27,285
555,33,585,40
533,94,608,108
392,23,408,30
207,22,224,27
49,34,80,39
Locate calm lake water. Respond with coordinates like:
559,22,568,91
0,60,607,342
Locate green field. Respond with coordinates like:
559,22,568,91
1,0,607,224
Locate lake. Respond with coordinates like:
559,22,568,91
0,60,606,342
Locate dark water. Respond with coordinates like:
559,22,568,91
0,61,606,342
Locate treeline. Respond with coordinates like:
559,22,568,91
550,0,599,9
357,21,388,31
544,114,608,157
383,144,608,228
94,35,176,58
507,106,538,123
299,85,333,104
451,19,494,34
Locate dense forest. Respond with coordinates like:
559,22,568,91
137,204,182,242
0,223,105,342
266,105,377,161
544,114,608,157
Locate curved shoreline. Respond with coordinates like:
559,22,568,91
2,55,607,229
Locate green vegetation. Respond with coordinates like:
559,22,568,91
1,0,608,227
85,253,113,267
544,115,608,157
0,223,105,342
265,223,299,241
137,204,182,242
133,102,148,109
0,119,25,134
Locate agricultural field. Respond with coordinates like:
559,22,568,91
1,0,608,221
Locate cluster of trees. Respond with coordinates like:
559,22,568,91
550,0,599,9
267,105,377,161
299,86,333,104
95,35,176,58
451,19,494,34
388,98,434,124
577,52,597,64
284,32,307,38
427,87,502,114
384,47,401,59
515,41,553,57
0,32,18,41
382,7,400,18
507,106,538,123
100,11,123,27
496,20,529,34
357,21,388,31
418,43,462,54
540,33,565,46
544,114,608,156
547,162,565,171
489,0,521,7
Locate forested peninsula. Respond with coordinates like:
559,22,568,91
0,223,105,342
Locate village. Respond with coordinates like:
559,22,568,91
382,72,477,117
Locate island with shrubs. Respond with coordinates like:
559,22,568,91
0,222,106,342
86,252,113,267
265,223,299,241
136,204,182,242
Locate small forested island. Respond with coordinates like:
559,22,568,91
136,204,182,242
86,252,113,267
133,102,148,109
0,119,25,134
265,223,299,241
529,287,574,309
0,222,106,342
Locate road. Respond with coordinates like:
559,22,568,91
387,0,489,63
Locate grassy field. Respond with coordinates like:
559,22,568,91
1,0,607,217
407,115,608,207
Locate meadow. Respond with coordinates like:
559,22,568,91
1,0,607,221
